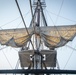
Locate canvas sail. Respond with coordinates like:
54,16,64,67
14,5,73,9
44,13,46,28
0,25,76,49
0,28,33,47
40,25,76,49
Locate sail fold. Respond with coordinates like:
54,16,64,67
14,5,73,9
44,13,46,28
40,25,76,49
0,28,33,47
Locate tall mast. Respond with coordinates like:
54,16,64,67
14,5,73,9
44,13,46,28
37,0,40,26
33,0,45,69
19,0,56,71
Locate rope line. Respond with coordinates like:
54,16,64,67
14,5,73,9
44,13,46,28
66,45,76,51
64,50,73,69
29,0,33,17
46,10,76,23
15,0,34,50
15,59,20,69
0,11,30,28
0,47,8,51
46,9,62,37
2,50,13,69
55,0,64,24
15,0,28,31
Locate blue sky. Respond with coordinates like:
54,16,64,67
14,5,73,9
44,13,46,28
0,0,76,72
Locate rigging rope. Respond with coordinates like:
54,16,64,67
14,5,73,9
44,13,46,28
0,17,20,28
15,11,30,29
66,45,76,51
56,45,76,69
46,10,74,39
15,0,29,30
46,9,62,38
29,0,33,17
56,44,76,69
0,11,30,28
45,0,65,38
49,0,64,37
15,59,20,69
55,0,64,24
40,2,48,26
46,10,76,23
63,50,74,69
54,0,64,37
15,0,34,50
0,47,8,51
2,50,13,69
56,59,60,70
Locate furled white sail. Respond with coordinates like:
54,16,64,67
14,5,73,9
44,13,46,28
0,25,76,49
40,25,76,49
0,28,33,47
